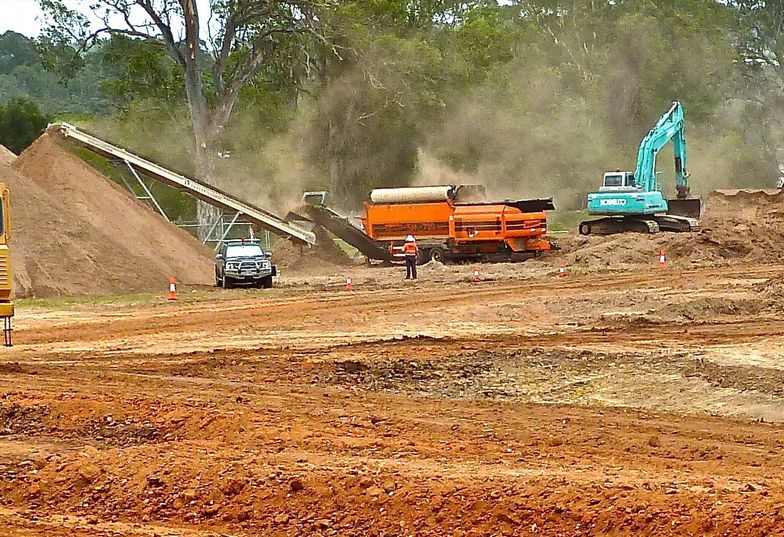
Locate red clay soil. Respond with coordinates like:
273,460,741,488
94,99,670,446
6,134,214,297
2,266,784,536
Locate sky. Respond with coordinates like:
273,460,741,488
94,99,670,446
0,0,43,36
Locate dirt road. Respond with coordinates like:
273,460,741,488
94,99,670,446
1,262,783,535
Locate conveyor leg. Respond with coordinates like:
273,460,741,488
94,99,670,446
123,160,169,221
214,212,243,252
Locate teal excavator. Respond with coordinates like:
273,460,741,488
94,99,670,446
579,101,702,235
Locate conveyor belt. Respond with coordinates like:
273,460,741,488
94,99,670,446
300,204,389,261
49,122,316,246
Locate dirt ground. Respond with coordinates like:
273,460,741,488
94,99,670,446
0,259,782,536
552,189,784,269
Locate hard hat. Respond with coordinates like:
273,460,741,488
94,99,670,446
405,235,415,242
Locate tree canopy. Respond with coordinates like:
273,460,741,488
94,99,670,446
0,0,781,219
0,97,50,154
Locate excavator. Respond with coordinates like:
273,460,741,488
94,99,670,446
579,101,702,235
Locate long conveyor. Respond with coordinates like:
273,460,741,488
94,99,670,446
49,122,316,246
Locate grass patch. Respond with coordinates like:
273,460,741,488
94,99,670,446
17,293,161,310
549,210,587,232
16,284,293,311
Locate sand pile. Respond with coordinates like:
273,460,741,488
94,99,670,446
556,189,784,268
0,145,15,165
271,239,305,270
272,236,348,275
6,134,214,297
272,225,351,273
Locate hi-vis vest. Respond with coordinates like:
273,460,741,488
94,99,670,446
403,242,418,255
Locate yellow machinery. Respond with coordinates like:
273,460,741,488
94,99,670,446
0,183,12,346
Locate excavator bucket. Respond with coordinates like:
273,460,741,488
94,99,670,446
667,197,703,219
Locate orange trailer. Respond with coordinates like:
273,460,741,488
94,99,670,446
361,186,554,263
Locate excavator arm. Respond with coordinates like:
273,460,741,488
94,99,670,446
634,101,690,197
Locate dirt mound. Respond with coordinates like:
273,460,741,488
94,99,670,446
556,190,784,268
659,297,764,321
7,134,214,297
0,145,15,165
272,225,350,274
272,240,343,274
270,238,302,269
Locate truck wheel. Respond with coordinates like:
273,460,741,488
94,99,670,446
221,276,230,289
430,247,445,264
261,275,273,289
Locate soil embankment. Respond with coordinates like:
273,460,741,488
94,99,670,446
556,189,784,268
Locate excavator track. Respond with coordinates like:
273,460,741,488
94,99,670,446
579,217,658,235
579,215,699,236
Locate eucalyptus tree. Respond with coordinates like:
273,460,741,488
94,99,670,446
38,0,332,238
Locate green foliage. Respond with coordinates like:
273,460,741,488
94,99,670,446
0,31,109,115
0,97,50,153
99,35,184,110
2,0,783,220
0,32,39,74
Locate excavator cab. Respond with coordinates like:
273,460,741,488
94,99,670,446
600,171,637,190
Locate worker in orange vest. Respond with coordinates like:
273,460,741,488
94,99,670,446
403,234,419,280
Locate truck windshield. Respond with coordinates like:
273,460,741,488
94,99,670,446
604,174,624,187
226,244,264,257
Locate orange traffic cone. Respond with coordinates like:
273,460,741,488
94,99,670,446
658,249,666,269
471,267,481,282
345,276,354,291
167,277,178,301
558,263,566,277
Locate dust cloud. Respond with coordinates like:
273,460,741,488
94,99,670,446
412,148,468,187
415,77,769,210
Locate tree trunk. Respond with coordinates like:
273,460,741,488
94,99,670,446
326,99,356,205
184,62,221,242
192,130,222,242
196,201,222,242
180,1,223,243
